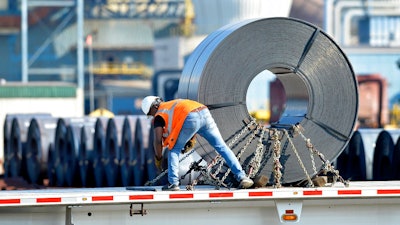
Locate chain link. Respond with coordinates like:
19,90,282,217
248,126,267,177
144,148,197,186
271,129,282,188
218,123,262,184
211,119,257,181
145,121,348,188
293,124,348,187
283,129,314,187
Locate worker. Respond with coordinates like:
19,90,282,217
141,96,254,191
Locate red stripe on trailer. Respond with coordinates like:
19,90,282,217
129,195,154,200
303,190,322,196
248,191,273,197
0,199,20,204
209,192,234,198
92,196,114,201
36,197,61,203
169,193,194,199
338,190,362,195
377,189,400,195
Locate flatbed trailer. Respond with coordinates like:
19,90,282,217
1,181,400,225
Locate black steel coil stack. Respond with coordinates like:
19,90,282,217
2,114,156,187
335,129,400,181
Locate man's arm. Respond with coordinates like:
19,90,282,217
153,126,164,160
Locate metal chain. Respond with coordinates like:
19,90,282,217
144,147,197,186
146,120,348,188
187,120,260,189
212,119,257,177
271,129,282,188
294,124,349,187
307,138,318,174
218,123,262,184
283,129,314,187
248,126,267,177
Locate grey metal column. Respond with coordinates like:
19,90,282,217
21,0,28,82
77,0,84,89
20,0,81,87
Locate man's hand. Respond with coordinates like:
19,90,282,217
154,156,163,171
182,136,196,154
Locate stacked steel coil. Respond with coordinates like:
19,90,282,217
3,114,156,187
336,129,400,181
3,113,400,186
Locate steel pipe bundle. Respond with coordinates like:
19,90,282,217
178,17,359,184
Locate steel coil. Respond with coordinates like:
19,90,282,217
66,117,97,187
394,136,400,179
104,116,125,187
8,117,30,179
7,114,52,182
79,119,97,187
373,130,395,181
178,17,358,184
136,116,156,185
121,116,138,186
92,117,109,187
336,130,366,181
26,117,58,184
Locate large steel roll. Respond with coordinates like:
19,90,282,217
92,117,109,187
178,17,358,184
26,117,58,184
79,119,97,187
394,136,400,179
336,130,367,181
3,115,15,178
121,115,138,186
136,116,156,185
373,130,395,181
49,118,71,187
7,114,52,181
104,116,125,187
65,117,98,187
8,117,31,178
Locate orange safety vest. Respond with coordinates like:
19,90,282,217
155,99,204,149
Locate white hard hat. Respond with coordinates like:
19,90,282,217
141,96,159,115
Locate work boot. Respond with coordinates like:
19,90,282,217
239,177,254,189
162,183,180,191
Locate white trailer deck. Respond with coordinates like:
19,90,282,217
1,181,400,225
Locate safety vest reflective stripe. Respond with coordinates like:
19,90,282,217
157,100,181,138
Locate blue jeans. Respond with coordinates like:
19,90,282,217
167,108,247,186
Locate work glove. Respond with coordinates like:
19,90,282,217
154,156,163,171
181,136,196,154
